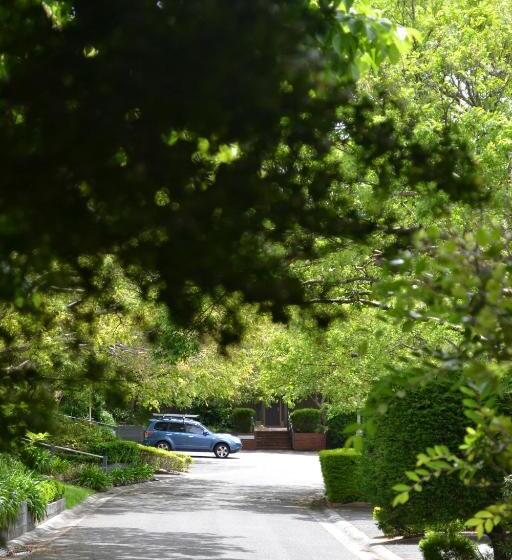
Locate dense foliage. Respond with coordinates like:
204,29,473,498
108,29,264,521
319,448,362,504
0,0,479,447
362,378,492,536
0,454,63,530
230,408,255,434
290,408,323,433
419,530,480,560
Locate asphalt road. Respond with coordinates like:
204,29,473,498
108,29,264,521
29,451,360,560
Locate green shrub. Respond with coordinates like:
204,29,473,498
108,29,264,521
37,479,64,505
290,408,322,433
49,416,117,450
0,454,62,529
111,464,155,486
75,465,113,491
362,377,493,536
419,530,479,560
21,442,72,476
326,412,357,449
231,408,255,433
99,410,116,426
137,445,191,472
319,448,363,503
89,439,140,464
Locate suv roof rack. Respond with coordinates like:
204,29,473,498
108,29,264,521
151,413,200,421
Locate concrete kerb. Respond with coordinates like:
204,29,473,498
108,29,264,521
1,478,167,557
314,508,406,560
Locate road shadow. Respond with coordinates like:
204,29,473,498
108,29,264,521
101,478,322,520
29,527,250,559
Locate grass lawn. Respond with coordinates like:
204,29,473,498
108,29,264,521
63,484,94,509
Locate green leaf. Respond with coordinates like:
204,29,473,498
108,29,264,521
392,492,410,507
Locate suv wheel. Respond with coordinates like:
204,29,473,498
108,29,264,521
214,443,230,459
156,440,172,451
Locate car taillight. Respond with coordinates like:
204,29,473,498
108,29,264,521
144,430,154,438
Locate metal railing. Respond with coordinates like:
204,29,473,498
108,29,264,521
286,413,294,434
38,442,108,468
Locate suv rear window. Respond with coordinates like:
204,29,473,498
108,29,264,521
168,422,185,432
153,421,185,432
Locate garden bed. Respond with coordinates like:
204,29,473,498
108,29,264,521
0,498,65,543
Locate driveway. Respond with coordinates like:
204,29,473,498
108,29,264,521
28,451,361,560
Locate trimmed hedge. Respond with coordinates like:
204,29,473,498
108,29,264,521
137,444,191,472
362,377,493,536
319,448,362,503
231,408,255,433
290,408,322,433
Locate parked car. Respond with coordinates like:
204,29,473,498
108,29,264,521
143,416,242,458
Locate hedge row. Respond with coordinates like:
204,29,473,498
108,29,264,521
318,377,499,538
231,408,255,433
361,378,492,536
319,448,363,504
290,408,322,433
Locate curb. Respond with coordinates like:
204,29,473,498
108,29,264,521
1,478,166,557
314,508,405,560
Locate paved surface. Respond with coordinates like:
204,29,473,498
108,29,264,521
27,451,363,560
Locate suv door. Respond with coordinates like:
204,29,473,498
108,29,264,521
165,421,188,450
184,423,212,450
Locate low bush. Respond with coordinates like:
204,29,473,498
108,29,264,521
291,408,322,433
21,441,72,476
72,462,158,491
419,530,479,560
0,454,64,529
231,408,255,433
111,464,155,486
37,479,65,505
319,448,363,503
137,445,192,472
75,464,113,492
88,439,140,464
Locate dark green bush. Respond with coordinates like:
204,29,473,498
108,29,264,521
290,408,322,433
88,439,140,464
111,464,155,486
231,408,255,433
326,412,357,449
75,464,113,491
362,377,493,536
319,448,363,503
419,530,479,560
